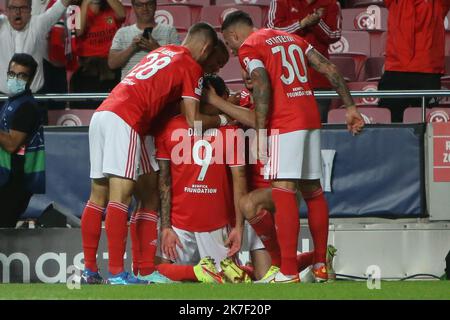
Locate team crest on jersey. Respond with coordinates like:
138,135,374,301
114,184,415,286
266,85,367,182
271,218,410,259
106,16,114,25
195,77,203,96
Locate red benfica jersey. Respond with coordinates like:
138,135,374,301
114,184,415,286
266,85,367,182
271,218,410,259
239,90,271,190
76,6,121,58
156,115,245,232
97,45,203,136
384,0,450,74
267,0,342,88
239,29,322,133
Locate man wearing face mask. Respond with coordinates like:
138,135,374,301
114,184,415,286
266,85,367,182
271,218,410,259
0,0,77,96
0,54,45,228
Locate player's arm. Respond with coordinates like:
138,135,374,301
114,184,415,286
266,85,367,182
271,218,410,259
158,159,182,260
182,98,228,130
250,67,272,132
206,89,256,128
226,165,248,256
306,47,364,134
159,159,172,230
0,129,27,154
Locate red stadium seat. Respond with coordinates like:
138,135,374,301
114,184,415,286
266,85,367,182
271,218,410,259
403,107,450,124
363,56,385,81
446,32,450,57
328,31,371,56
218,56,243,83
440,80,450,105
347,81,379,105
215,0,271,5
369,31,386,57
329,56,357,82
328,106,391,124
48,109,96,126
347,0,385,8
328,31,371,80
341,6,388,31
151,5,202,31
445,10,450,32
157,0,211,5
200,5,265,30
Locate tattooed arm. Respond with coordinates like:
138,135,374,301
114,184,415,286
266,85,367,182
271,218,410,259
250,67,272,132
307,48,364,134
158,159,182,260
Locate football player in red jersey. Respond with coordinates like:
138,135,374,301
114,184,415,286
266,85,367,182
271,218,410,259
220,11,363,283
152,75,247,283
206,70,326,282
80,23,229,285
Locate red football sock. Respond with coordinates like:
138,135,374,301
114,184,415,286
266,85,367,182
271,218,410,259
297,251,314,272
272,187,300,276
136,210,158,276
81,201,104,273
129,214,140,276
248,209,281,267
156,264,197,281
240,265,255,280
302,188,329,265
105,201,129,275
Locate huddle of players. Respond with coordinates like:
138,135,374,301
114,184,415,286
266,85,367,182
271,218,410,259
80,11,364,285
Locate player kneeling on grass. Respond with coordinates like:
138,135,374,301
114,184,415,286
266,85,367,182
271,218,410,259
150,75,250,284
205,65,341,283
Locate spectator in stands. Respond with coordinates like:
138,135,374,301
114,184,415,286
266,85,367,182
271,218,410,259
378,0,450,122
0,0,77,96
33,0,80,110
267,0,342,123
0,54,45,228
109,0,180,79
70,0,125,107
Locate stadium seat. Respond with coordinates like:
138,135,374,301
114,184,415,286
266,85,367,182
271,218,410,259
328,31,371,56
328,31,370,81
446,32,450,57
215,0,271,5
347,0,385,8
200,5,265,30
329,56,357,82
218,56,243,83
157,0,211,5
151,5,202,31
363,56,385,81
0,0,5,13
445,10,450,32
369,31,386,57
48,109,95,126
403,107,450,123
347,81,379,105
440,80,450,105
341,6,388,31
328,106,391,124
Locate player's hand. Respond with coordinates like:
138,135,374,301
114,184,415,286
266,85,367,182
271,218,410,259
203,84,219,105
161,227,183,261
345,105,365,135
250,131,268,165
225,227,243,257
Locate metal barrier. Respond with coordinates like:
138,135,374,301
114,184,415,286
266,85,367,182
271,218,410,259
2,90,450,122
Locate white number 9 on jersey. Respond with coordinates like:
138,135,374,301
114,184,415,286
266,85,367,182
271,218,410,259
192,140,213,181
125,53,171,81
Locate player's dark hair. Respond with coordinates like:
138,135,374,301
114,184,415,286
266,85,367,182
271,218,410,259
188,22,218,47
203,74,229,98
221,10,254,32
8,53,38,82
216,39,230,60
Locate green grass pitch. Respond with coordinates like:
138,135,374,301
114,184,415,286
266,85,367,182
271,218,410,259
0,281,449,300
